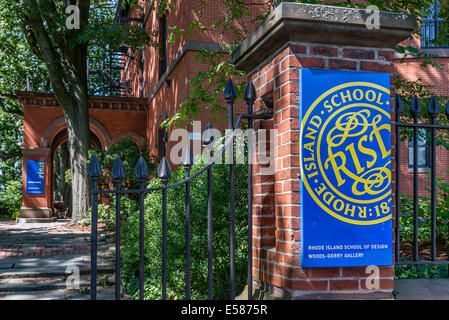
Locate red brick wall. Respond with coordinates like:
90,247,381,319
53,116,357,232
123,0,270,163
394,47,449,199
248,43,395,299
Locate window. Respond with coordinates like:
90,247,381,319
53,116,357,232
408,129,430,169
159,15,167,79
421,0,449,48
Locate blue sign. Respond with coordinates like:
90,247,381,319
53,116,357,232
299,69,392,267
26,160,45,195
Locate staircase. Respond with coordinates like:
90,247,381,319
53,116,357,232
0,221,127,300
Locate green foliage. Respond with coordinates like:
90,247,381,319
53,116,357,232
0,180,22,220
84,202,115,228
164,48,246,128
399,172,449,245
84,196,140,229
120,156,249,300
89,138,158,192
85,138,157,227
395,263,448,279
64,169,72,185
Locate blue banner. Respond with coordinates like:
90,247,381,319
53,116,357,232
299,69,392,267
26,160,45,195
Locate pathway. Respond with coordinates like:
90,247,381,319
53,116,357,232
0,220,121,300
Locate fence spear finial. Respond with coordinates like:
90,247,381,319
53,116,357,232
244,81,257,103
427,96,440,118
88,155,102,178
134,156,149,182
181,144,194,169
158,156,171,182
224,79,237,104
394,94,403,114
112,157,126,181
410,95,422,117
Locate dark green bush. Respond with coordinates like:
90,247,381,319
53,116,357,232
395,263,448,279
89,138,157,194
120,157,249,300
399,171,449,245
0,180,22,220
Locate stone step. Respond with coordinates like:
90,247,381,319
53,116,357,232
0,264,115,279
0,288,120,300
0,279,90,292
0,275,116,292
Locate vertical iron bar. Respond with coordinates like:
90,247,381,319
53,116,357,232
162,182,168,300
139,181,145,300
431,118,437,262
90,179,98,300
228,100,235,300
247,103,254,301
413,117,419,261
395,116,401,263
207,165,213,300
185,168,191,300
115,182,121,300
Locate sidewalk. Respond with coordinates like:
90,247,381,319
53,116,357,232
0,220,119,300
394,279,449,300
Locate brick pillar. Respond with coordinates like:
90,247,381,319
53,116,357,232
233,3,415,299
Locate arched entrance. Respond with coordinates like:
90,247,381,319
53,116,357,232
16,92,148,220
49,127,105,219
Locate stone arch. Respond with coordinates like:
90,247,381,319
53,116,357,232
40,116,112,149
112,131,145,146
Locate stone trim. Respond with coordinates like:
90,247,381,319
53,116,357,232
39,116,112,149
15,92,148,112
112,131,145,146
19,207,52,219
21,147,50,155
395,48,449,59
232,2,415,73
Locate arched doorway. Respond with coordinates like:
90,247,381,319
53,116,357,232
17,92,148,220
50,128,104,218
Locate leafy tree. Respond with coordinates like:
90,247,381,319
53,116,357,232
0,0,48,212
16,0,159,222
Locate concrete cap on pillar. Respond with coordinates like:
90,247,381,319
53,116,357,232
232,2,416,73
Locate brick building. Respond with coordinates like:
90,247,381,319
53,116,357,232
114,0,446,299
18,0,448,299
120,0,449,199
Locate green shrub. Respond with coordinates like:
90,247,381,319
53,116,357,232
395,263,448,279
0,180,22,220
89,138,157,192
120,156,249,300
85,138,157,228
399,172,449,245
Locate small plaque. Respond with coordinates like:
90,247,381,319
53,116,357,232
26,160,45,195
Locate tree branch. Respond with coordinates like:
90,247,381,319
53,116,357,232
22,0,68,97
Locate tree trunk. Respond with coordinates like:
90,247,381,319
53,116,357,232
65,100,90,223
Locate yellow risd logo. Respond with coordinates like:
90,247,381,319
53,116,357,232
300,82,392,225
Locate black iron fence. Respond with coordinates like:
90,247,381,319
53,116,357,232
88,79,273,300
394,94,449,267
